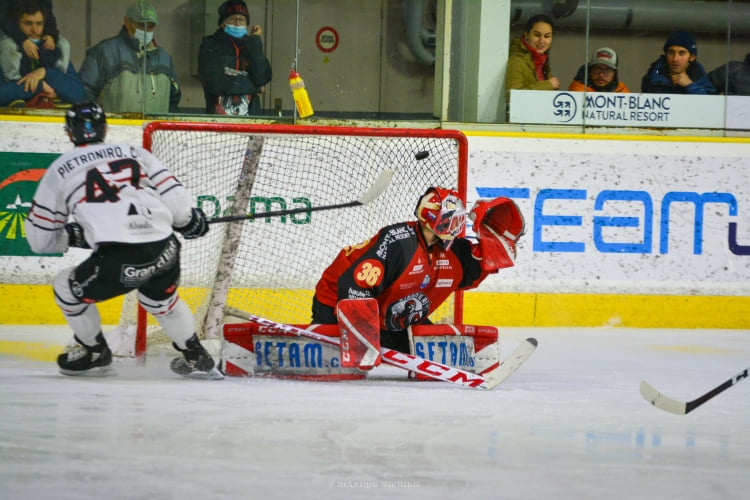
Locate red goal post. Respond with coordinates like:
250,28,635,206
115,122,468,359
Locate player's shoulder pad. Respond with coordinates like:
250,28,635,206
379,222,417,246
372,222,418,259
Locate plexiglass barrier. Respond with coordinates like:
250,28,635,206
0,0,747,134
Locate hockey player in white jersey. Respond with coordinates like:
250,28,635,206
24,101,222,379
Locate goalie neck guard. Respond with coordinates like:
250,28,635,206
414,187,466,245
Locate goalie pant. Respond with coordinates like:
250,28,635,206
312,220,492,353
222,322,501,380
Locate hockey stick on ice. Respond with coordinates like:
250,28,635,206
207,169,394,224
640,367,749,415
483,337,538,390
239,314,536,390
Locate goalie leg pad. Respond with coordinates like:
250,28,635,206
222,322,366,380
407,324,501,381
337,298,381,370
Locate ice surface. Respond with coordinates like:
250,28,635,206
1,326,749,499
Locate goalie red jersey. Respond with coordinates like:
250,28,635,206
314,219,484,332
313,187,525,352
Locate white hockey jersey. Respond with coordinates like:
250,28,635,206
25,143,194,254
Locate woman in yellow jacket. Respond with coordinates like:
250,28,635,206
505,14,560,101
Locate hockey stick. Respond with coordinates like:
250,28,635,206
239,314,536,390
640,367,749,415
484,337,538,390
207,169,394,224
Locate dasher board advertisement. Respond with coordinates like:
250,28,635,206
509,90,728,129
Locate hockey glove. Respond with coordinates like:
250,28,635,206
469,197,525,272
64,222,91,249
174,207,209,239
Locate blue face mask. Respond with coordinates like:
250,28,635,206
224,25,247,38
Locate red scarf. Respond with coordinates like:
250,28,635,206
521,36,548,81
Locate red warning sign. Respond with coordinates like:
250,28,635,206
316,26,339,53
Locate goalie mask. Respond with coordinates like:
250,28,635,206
414,187,466,248
65,101,107,145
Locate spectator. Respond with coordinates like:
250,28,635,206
0,0,69,81
707,52,750,95
78,0,180,114
505,14,560,101
568,47,630,93
641,30,716,94
198,0,272,116
0,0,82,107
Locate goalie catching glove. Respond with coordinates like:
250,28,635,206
174,207,209,239
469,197,525,273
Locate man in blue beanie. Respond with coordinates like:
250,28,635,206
641,30,716,94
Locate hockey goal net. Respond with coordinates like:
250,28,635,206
114,122,468,358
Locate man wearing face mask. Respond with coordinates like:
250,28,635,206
198,0,272,116
78,0,181,114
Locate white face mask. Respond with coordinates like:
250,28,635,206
133,28,154,47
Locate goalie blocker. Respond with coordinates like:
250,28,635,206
222,299,500,381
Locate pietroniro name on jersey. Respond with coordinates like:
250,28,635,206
56,146,136,178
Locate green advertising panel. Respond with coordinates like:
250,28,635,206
0,152,60,256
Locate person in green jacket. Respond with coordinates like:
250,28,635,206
505,14,560,102
78,1,181,114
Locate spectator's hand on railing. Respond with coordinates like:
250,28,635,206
18,68,46,93
41,82,57,98
549,76,561,90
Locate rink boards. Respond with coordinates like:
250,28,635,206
1,118,749,329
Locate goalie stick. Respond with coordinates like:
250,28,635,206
207,169,394,224
640,367,749,415
239,313,537,390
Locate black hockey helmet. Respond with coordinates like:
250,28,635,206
65,101,107,145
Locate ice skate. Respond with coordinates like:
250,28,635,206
170,334,224,380
57,332,114,377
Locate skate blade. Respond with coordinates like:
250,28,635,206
185,367,224,380
59,366,116,377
